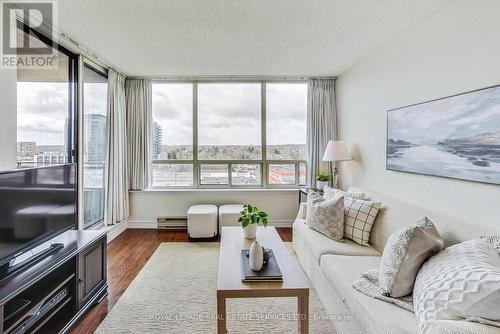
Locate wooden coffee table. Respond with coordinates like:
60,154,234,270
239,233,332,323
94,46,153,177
217,226,309,333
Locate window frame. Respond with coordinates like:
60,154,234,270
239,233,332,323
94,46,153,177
16,21,79,167
81,60,109,230
150,80,307,189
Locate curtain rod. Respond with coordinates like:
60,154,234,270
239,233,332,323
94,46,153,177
130,75,337,81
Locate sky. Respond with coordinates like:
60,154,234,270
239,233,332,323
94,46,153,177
17,81,307,147
152,82,307,146
388,85,500,144
17,81,108,146
17,82,69,146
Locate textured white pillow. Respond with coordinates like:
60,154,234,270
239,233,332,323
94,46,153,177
413,239,500,329
306,191,345,241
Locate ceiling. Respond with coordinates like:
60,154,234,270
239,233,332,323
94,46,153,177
58,0,449,77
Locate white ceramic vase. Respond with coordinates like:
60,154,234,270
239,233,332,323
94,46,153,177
316,180,328,191
249,241,264,271
243,223,257,239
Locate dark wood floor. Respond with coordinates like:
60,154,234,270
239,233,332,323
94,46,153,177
69,228,293,333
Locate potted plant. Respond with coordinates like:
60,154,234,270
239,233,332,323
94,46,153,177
316,171,330,191
238,204,268,239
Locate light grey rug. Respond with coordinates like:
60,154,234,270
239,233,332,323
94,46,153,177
96,242,336,333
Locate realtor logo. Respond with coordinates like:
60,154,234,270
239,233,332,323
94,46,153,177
1,0,57,69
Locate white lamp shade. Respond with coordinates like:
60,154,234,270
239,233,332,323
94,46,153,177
322,141,352,162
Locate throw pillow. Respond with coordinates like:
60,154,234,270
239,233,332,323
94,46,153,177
324,186,367,200
413,239,500,329
481,236,500,254
306,191,344,241
379,217,444,298
343,197,381,246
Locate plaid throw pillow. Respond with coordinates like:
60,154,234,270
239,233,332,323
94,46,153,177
344,197,381,246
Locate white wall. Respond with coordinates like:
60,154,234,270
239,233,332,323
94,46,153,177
0,69,17,171
336,0,500,231
128,189,299,228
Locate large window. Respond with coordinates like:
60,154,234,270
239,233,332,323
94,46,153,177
152,83,193,186
82,64,108,229
198,83,261,160
16,28,78,168
151,81,307,188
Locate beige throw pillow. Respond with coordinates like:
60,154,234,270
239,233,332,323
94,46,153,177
306,191,344,241
379,217,443,298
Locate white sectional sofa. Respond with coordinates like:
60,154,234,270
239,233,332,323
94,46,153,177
293,186,500,334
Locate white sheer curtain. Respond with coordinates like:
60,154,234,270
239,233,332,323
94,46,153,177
105,69,129,225
306,78,337,188
126,78,151,190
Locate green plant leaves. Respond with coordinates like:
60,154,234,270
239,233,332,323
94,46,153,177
238,204,269,228
316,171,330,181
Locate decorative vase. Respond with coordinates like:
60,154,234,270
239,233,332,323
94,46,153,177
243,223,257,239
316,180,328,191
249,241,264,271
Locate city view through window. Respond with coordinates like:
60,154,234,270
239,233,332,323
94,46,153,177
17,79,307,191
152,82,307,187
82,66,108,228
15,30,108,228
16,44,73,168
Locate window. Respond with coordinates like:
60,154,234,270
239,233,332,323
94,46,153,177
151,81,307,188
16,28,78,168
82,64,108,229
198,83,261,160
200,164,229,185
153,164,194,187
266,83,307,160
152,83,194,187
231,164,262,186
268,164,296,185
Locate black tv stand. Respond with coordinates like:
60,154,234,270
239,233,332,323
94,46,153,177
0,243,64,285
0,230,107,334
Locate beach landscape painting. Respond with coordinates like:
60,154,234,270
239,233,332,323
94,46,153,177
387,85,500,185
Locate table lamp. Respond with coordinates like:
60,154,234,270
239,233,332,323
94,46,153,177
322,141,352,188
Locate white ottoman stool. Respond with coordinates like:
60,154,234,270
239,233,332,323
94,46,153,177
218,204,244,234
187,204,218,239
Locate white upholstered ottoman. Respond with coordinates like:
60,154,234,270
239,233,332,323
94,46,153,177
218,204,244,234
187,204,218,239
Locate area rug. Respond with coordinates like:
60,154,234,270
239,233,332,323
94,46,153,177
96,242,337,333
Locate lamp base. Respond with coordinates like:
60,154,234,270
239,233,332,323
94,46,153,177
329,163,339,188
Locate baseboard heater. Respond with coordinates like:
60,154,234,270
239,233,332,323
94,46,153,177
157,217,188,229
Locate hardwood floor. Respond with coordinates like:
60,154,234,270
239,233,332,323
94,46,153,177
69,227,293,333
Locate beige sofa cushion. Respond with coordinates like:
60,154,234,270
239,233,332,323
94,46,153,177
320,254,419,334
293,219,380,264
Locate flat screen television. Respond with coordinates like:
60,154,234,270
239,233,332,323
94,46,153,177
0,164,77,268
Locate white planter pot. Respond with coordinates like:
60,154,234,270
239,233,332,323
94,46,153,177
316,180,328,191
249,241,264,271
243,223,257,239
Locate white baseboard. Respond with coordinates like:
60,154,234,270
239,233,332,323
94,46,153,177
127,221,158,229
126,220,293,229
107,221,128,242
269,220,294,228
